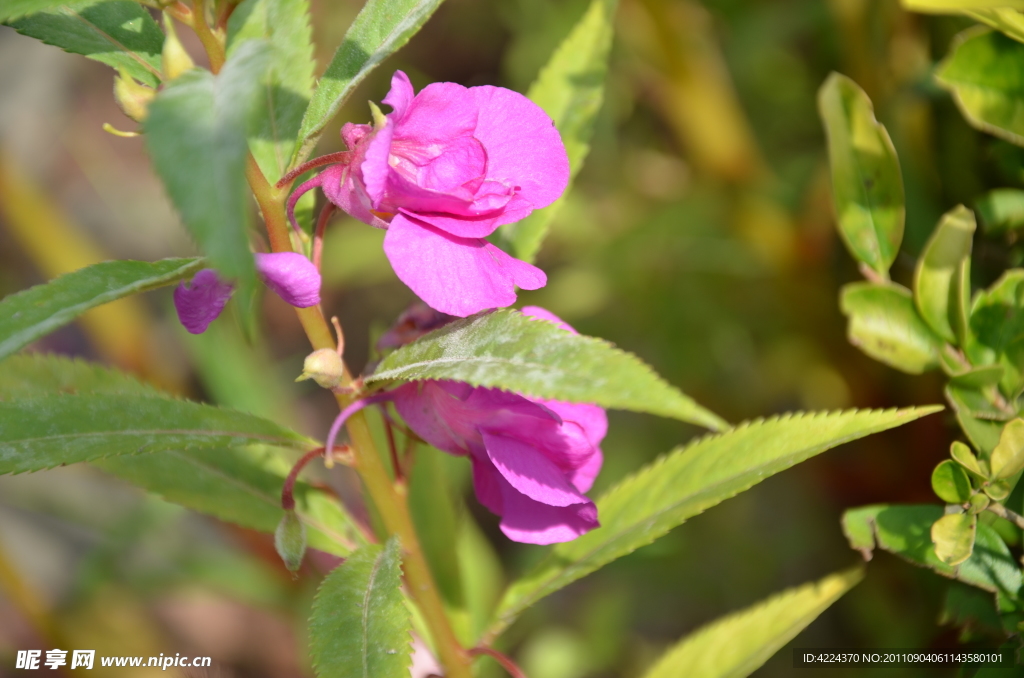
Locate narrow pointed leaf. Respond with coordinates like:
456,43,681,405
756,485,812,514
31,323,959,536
903,0,1024,12
937,28,1024,146
486,406,941,642
0,258,202,361
640,568,863,678
818,73,905,278
309,537,411,678
0,354,363,555
499,0,618,262
843,504,1022,603
0,393,313,475
914,205,975,343
145,41,270,326
227,0,315,183
368,309,727,430
291,0,446,167
7,0,163,86
840,282,944,374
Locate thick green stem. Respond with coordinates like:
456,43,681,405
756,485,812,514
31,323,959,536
192,0,225,73
986,502,1024,530
246,157,472,678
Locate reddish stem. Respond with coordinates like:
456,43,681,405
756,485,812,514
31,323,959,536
276,151,352,189
382,412,402,482
281,447,326,510
469,647,528,678
313,201,336,272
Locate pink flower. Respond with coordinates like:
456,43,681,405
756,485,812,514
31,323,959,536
286,71,569,317
174,252,321,334
391,307,606,544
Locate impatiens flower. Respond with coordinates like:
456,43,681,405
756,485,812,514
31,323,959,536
286,71,570,318
174,252,321,334
379,307,604,544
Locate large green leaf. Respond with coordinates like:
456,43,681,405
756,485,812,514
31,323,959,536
818,73,905,278
976,188,1024,232
843,504,1022,604
840,282,944,374
965,270,1024,398
145,41,270,327
0,393,313,475
903,0,1024,12
227,0,315,183
0,354,362,556
368,309,727,430
7,0,163,86
0,258,202,362
290,0,445,167
309,537,411,678
937,28,1024,146
485,406,941,641
914,205,975,344
965,9,1024,44
498,0,617,263
95,447,365,557
640,568,864,678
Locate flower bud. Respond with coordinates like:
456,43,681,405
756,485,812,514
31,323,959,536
113,69,154,122
275,509,307,574
297,348,345,389
162,13,195,81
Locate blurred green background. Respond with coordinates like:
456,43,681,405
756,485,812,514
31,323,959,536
0,0,1016,675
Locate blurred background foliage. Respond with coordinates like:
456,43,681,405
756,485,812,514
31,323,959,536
0,0,1013,675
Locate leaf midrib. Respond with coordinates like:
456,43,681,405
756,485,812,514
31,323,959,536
66,5,162,81
0,427,299,447
362,548,388,678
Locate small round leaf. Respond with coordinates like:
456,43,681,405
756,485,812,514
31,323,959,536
932,460,972,504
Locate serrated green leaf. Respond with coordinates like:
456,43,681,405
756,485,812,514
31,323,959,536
145,41,270,328
0,393,313,475
842,504,1022,602
818,73,905,278
290,0,445,167
498,0,617,263
7,0,163,86
227,0,315,183
933,512,978,566
840,282,945,374
640,567,863,678
914,205,975,344
486,406,941,642
0,258,202,362
977,188,1024,233
937,28,1024,146
965,270,1024,398
0,354,363,555
368,309,726,430
933,460,973,503
309,537,411,678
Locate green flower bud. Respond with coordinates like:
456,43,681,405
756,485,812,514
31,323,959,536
296,348,345,389
162,13,195,81
113,69,154,122
275,509,307,574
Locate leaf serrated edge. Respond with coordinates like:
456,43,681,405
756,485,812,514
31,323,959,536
0,352,161,399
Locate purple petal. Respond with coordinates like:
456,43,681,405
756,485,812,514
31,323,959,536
361,118,394,208
536,400,608,449
498,488,599,544
382,70,416,123
470,85,570,212
173,269,233,335
254,252,321,308
382,214,545,317
319,164,388,229
392,381,471,456
482,431,590,507
567,446,603,494
393,80,478,145
471,454,505,515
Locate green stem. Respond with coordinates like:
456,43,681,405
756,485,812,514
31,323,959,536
246,156,472,678
986,502,1024,530
192,0,225,74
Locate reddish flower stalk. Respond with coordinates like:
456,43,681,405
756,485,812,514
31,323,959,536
281,447,325,511
469,647,528,678
324,391,397,465
313,202,336,272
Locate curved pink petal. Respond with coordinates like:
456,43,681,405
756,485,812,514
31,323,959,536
361,120,394,208
391,382,468,456
254,252,321,308
536,400,608,448
382,71,415,122
568,447,603,494
497,478,599,544
471,454,505,516
320,164,387,229
482,431,590,507
382,214,545,317
394,81,478,144
470,85,570,211
521,305,577,334
173,269,233,335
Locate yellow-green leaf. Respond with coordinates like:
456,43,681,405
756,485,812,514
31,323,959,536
914,205,975,344
932,512,977,566
840,282,944,374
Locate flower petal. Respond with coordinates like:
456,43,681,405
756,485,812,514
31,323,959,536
382,70,416,122
470,85,570,211
482,431,590,507
173,269,233,335
254,252,321,308
471,454,505,515
521,305,577,334
394,80,478,145
361,118,394,208
497,478,598,544
382,214,545,316
568,446,603,494
392,381,471,455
